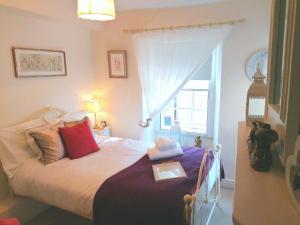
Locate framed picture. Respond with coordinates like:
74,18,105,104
107,50,127,78
12,47,67,77
152,161,187,182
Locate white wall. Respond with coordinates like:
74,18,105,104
0,5,96,221
0,6,95,127
92,0,271,180
218,0,271,180
0,0,271,183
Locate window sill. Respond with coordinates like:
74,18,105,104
155,129,208,138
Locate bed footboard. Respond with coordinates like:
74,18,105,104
184,144,222,225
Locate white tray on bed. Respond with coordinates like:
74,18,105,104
152,161,187,182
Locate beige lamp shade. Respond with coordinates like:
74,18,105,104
77,0,116,21
86,100,101,113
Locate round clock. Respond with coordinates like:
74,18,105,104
245,49,268,81
100,120,107,128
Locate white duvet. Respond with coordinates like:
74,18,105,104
11,136,152,219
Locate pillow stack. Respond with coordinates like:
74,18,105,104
0,111,101,180
27,115,99,164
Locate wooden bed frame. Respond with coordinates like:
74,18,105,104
184,145,222,225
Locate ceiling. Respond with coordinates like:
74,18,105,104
0,0,235,30
115,0,232,11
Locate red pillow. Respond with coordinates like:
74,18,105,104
59,120,99,159
0,219,20,225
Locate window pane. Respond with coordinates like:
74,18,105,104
183,80,209,89
160,80,210,134
192,110,207,133
177,109,192,125
177,91,193,109
194,91,208,110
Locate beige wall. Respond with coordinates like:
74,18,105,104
91,0,271,180
0,0,271,183
0,6,95,127
0,5,97,221
218,0,271,180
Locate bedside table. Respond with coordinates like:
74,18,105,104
94,127,110,136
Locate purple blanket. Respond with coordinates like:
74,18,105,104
93,147,214,225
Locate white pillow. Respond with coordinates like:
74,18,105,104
42,108,65,124
26,107,65,124
60,111,88,122
0,118,47,179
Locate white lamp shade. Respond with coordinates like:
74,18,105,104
77,0,116,21
86,100,101,113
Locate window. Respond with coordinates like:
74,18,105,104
160,80,210,134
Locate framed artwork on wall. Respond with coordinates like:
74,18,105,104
107,50,127,78
12,47,67,78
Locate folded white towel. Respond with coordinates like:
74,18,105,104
155,137,177,151
147,143,183,161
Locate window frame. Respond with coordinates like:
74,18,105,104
160,80,210,135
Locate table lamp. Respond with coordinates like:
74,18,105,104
86,99,101,128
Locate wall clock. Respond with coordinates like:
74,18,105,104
245,49,268,81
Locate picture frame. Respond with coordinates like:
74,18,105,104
107,50,127,78
152,161,187,182
12,47,67,77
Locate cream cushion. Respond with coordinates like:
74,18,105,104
29,125,66,164
0,118,47,179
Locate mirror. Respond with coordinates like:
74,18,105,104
268,0,287,114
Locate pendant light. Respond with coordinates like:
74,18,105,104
77,0,116,21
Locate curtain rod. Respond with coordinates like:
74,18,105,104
123,18,246,34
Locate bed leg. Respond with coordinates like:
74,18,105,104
184,194,193,225
215,171,221,207
215,144,222,207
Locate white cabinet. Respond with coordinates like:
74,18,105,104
94,127,110,136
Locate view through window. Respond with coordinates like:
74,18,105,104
160,80,209,134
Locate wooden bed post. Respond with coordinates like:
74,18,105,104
184,194,193,225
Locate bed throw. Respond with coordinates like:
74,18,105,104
93,147,214,225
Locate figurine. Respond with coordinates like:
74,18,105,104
247,121,278,171
248,121,271,153
195,136,202,148
248,121,258,152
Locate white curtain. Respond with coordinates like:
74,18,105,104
132,26,232,141
207,44,223,138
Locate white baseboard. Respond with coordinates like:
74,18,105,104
221,179,235,190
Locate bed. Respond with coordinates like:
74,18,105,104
0,108,222,225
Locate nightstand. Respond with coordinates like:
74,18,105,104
94,127,110,136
